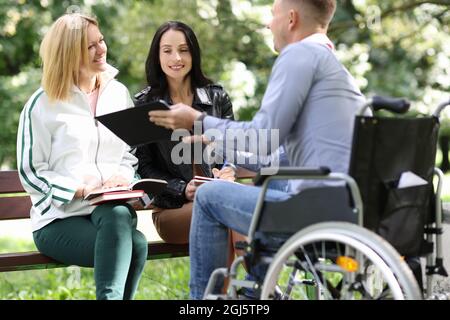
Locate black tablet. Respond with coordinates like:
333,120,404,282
95,100,172,147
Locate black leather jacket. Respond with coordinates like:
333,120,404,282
134,84,234,209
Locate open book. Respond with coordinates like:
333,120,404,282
84,178,168,205
193,176,215,186
86,190,145,206
192,176,239,186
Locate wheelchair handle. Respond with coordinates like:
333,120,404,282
432,98,450,118
360,96,410,115
253,167,331,186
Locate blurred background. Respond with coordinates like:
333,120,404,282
1,0,450,299
1,0,450,169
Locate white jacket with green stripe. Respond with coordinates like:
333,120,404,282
17,66,137,232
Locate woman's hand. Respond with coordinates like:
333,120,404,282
185,179,199,201
76,183,99,199
103,175,129,189
212,166,236,182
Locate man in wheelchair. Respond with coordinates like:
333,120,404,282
147,0,378,299
149,0,448,299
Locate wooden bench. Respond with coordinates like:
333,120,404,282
0,170,189,272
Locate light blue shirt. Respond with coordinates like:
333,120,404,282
204,39,366,194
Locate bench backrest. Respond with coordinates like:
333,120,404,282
0,171,32,220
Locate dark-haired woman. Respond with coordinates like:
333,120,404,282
135,21,236,244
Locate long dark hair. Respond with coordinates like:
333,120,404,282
145,21,212,98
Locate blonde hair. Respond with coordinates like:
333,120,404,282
39,14,99,102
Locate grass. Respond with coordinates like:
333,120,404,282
0,237,190,300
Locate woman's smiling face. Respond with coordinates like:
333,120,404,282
159,29,192,81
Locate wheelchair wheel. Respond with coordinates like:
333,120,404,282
261,222,422,300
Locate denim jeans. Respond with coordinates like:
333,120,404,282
189,180,291,299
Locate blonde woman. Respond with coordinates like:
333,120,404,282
16,14,147,300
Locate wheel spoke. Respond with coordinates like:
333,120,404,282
261,223,421,300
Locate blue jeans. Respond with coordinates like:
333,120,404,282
189,180,290,299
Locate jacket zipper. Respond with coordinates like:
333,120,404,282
92,79,114,185
94,118,104,184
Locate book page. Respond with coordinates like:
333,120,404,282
131,178,167,188
85,178,169,200
193,176,215,182
84,186,130,200
192,176,239,186
88,190,144,205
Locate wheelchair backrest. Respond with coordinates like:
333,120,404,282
349,115,439,256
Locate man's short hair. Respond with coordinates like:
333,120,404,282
288,0,337,27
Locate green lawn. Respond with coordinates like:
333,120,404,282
0,237,190,300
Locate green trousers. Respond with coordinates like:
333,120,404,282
33,203,148,300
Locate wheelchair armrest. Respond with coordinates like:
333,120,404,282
253,167,331,186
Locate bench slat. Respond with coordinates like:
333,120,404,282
0,196,32,220
0,252,60,272
0,171,25,194
0,242,189,272
147,242,189,260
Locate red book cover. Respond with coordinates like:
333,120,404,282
88,190,145,206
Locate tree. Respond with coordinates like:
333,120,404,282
1,0,450,168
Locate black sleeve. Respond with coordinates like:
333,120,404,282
219,90,234,120
136,144,187,208
136,144,173,181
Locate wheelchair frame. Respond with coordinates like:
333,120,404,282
204,97,450,300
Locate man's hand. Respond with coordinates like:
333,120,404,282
185,179,199,201
149,103,201,130
212,166,236,182
103,175,129,188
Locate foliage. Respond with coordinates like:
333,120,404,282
332,0,450,138
107,0,275,111
0,236,36,253
1,0,450,169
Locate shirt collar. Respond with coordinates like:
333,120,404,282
72,64,119,94
301,33,335,51
99,64,119,84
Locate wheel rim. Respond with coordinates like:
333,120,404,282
261,231,406,300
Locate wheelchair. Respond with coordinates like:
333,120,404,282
204,96,450,300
